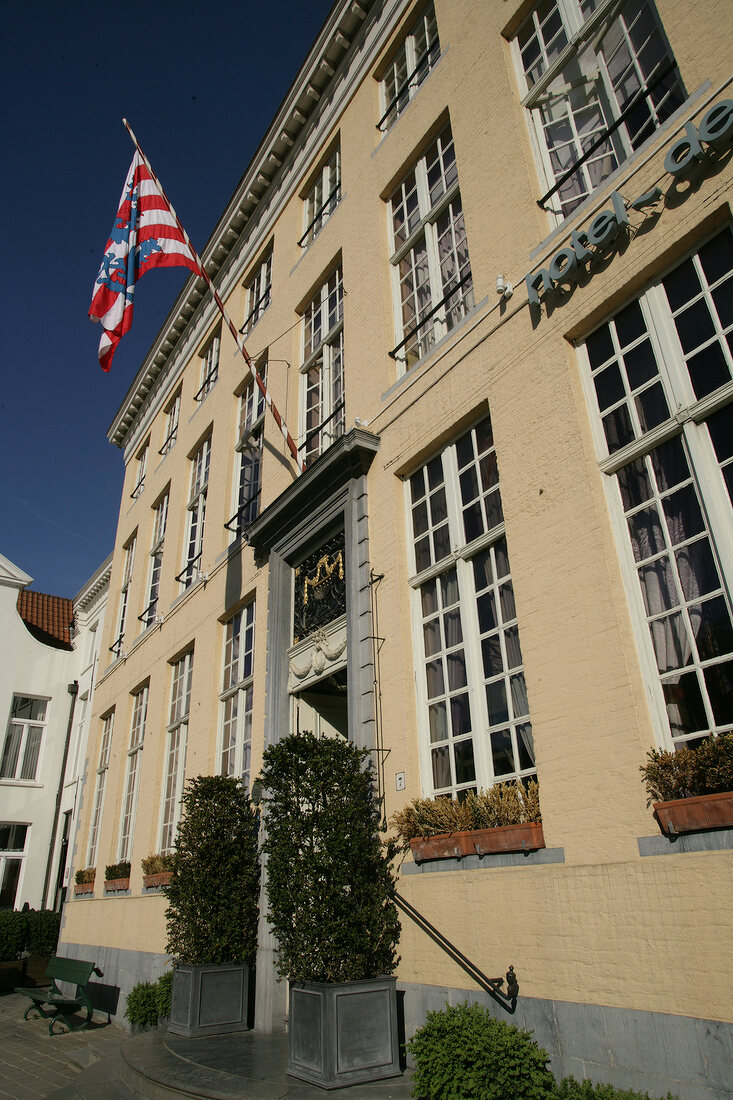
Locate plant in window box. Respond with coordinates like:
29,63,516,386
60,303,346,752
259,731,402,1090
391,779,543,863
640,732,733,837
164,775,260,1038
141,852,174,890
74,867,95,896
104,861,131,892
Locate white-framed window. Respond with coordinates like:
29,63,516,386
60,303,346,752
378,2,440,132
1,696,48,782
179,437,211,589
111,534,136,657
118,686,148,862
389,124,474,373
408,415,537,798
300,145,341,248
579,226,733,748
195,332,220,402
160,390,181,456
300,267,345,462
0,824,28,908
228,365,266,539
143,491,169,626
87,711,114,867
130,441,148,500
512,0,685,222
219,603,256,791
242,249,273,337
160,652,193,852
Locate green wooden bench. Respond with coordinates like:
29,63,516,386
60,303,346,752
15,956,101,1035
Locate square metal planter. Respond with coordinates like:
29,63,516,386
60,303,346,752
288,975,401,1090
168,963,250,1038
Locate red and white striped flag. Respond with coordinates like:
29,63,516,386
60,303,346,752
89,152,201,372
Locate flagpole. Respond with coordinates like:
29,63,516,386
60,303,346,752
122,119,305,475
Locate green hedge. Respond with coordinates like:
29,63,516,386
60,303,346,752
407,1002,680,1100
124,971,174,1027
0,910,60,961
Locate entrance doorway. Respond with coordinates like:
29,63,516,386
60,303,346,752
291,667,348,739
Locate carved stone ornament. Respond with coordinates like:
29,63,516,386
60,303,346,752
288,616,347,693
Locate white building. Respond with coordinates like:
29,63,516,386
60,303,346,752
0,552,110,912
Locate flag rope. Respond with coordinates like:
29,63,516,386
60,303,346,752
122,119,305,475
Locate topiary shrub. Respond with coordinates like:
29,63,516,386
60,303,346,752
556,1078,680,1099
125,981,159,1028
640,731,733,805
407,1001,556,1100
392,780,541,850
164,775,260,965
260,730,400,984
104,861,131,881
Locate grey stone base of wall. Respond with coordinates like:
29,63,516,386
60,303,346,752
398,981,733,1100
58,941,171,1028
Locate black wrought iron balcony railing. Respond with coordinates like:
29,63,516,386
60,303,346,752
389,270,474,361
158,426,178,456
175,552,203,586
377,39,440,133
193,370,218,403
298,185,342,248
537,59,680,211
298,400,345,456
240,285,272,334
224,488,262,536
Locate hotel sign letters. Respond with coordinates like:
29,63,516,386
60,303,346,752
526,99,733,310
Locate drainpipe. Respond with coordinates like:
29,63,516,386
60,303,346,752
42,681,78,911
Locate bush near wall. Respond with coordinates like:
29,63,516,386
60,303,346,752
640,732,733,804
75,867,95,884
105,861,131,881
124,971,174,1028
0,910,60,961
407,1003,681,1100
141,853,173,876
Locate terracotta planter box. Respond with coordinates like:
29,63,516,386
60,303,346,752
653,791,733,836
74,882,95,896
104,877,130,893
142,871,172,889
409,821,545,863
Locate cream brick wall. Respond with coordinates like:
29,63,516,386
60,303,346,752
64,0,733,1032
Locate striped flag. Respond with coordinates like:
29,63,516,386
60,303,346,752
89,152,201,372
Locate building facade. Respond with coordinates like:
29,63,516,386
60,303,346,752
1,553,110,912
60,2,732,1094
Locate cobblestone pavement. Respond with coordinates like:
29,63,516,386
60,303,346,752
0,992,128,1099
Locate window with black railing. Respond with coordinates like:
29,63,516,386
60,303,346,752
300,269,345,462
378,3,440,132
226,367,267,539
110,534,136,656
139,491,168,626
179,438,210,590
242,250,272,336
159,392,181,456
195,333,220,402
388,124,474,373
300,147,340,248
513,0,686,221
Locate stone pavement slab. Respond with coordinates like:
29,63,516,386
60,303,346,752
0,991,128,1099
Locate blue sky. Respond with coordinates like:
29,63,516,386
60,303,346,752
0,0,333,597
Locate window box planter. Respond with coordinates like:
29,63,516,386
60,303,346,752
103,877,130,893
289,976,401,1089
409,821,545,863
653,791,733,836
142,871,172,890
74,882,94,896
168,963,250,1038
